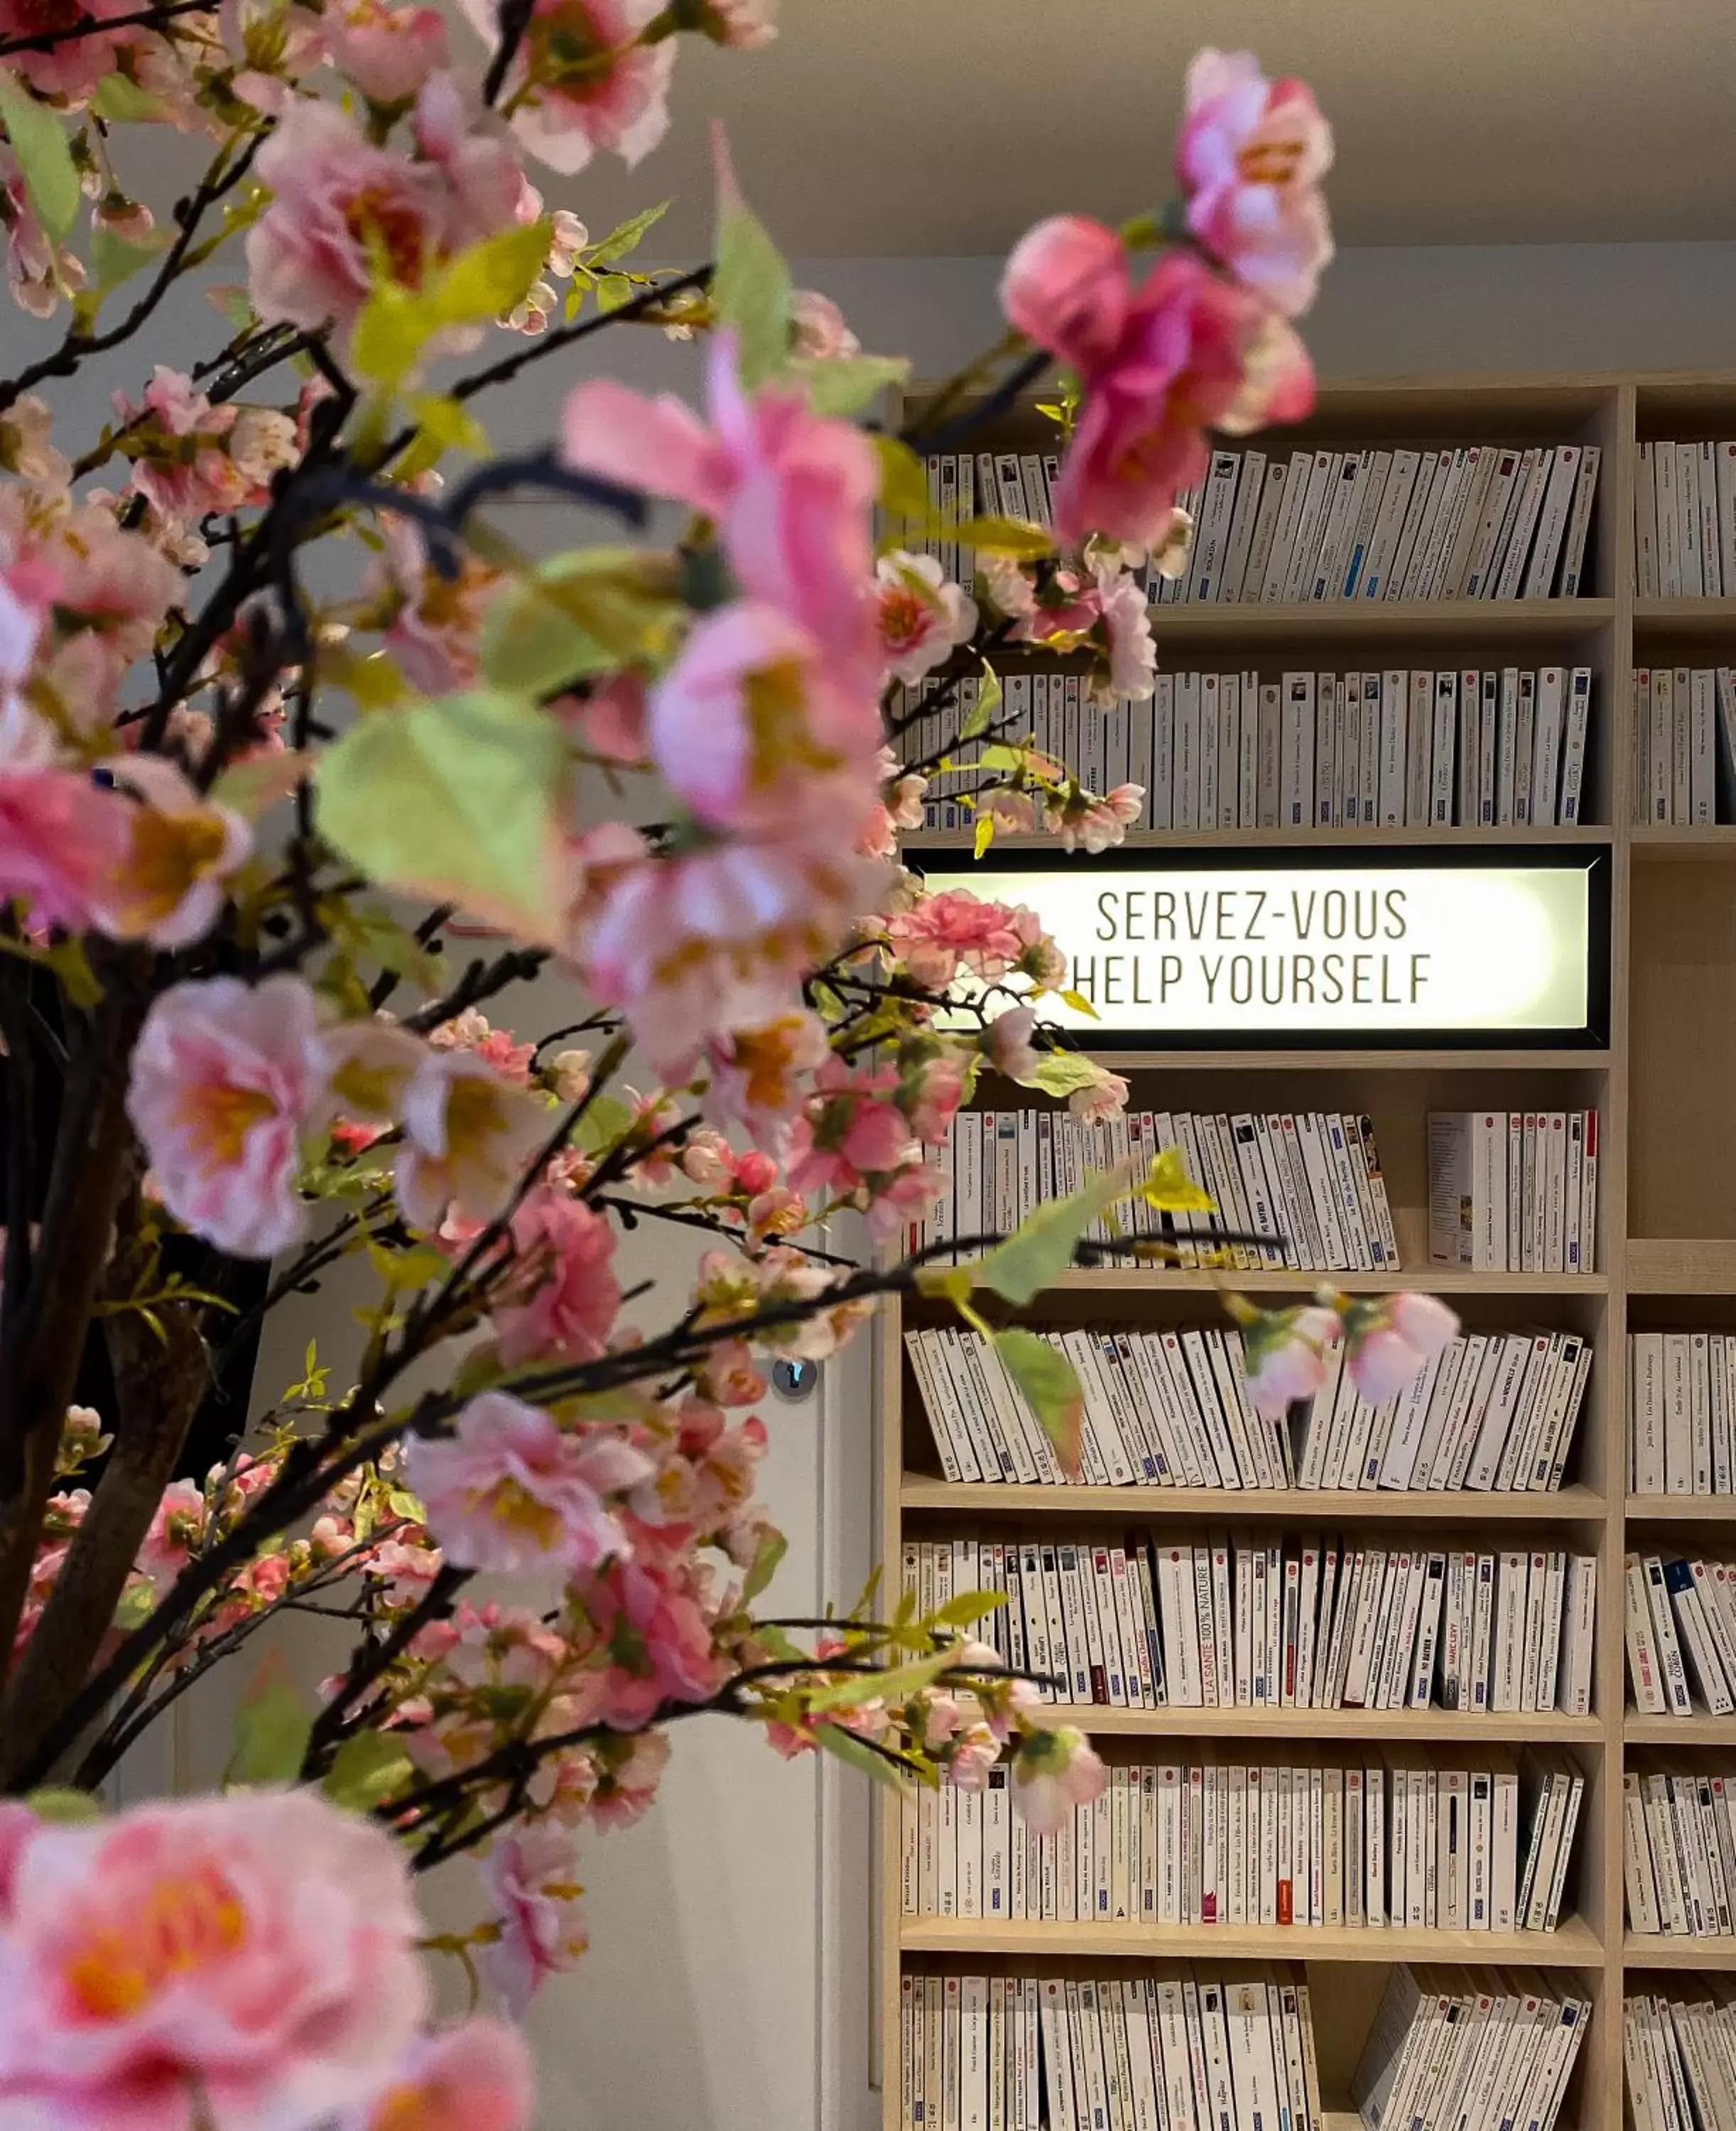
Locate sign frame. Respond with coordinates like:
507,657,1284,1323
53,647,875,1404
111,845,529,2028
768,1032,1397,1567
911,842,1612,1053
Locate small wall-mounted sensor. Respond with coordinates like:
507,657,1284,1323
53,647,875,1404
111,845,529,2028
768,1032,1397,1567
771,1357,820,1404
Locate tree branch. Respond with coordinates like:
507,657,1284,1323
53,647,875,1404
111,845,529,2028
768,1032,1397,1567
0,0,211,55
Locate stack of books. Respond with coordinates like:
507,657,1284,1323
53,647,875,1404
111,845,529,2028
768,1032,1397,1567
905,1323,1593,1495
1630,666,1736,825
1156,443,1600,607
1355,1969,1588,2131
908,1533,1596,1715
902,1749,1585,1934
1624,1988,1736,2131
918,1109,1401,1273
899,1966,1322,2131
891,666,1595,836
1625,1553,1736,1717
1634,440,1736,597
1624,1765,1736,1937
1627,1330,1736,1494
1426,1111,1601,1274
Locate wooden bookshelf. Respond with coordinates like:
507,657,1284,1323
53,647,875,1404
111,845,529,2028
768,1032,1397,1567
874,371,1736,2131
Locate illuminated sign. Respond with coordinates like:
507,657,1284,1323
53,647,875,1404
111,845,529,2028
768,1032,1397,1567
917,850,1609,1046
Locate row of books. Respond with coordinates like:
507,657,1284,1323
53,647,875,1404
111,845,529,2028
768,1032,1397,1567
1630,667,1736,826
1356,1968,1588,2131
1624,1766,1736,1938
1426,1111,1602,1275
911,1532,1595,1715
907,1324,1594,1497
895,666,1595,837
1634,440,1736,599
903,1751,1583,1936
1624,1553,1736,1717
1154,443,1600,607
897,1967,1323,2131
1628,1331,1736,1495
1626,1988,1736,2131
918,1110,1404,1274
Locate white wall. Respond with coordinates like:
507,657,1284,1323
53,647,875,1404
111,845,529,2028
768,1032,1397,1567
78,232,1736,2129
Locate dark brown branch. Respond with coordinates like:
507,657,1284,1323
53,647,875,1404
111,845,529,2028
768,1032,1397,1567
0,0,210,55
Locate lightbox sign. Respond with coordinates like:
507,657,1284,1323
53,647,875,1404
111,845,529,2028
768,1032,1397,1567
917,849,1610,1048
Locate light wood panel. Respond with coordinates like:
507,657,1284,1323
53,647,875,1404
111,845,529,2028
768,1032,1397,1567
877,369,1736,2131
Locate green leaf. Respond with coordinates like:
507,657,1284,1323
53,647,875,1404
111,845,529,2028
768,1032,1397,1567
91,219,169,294
872,434,931,523
960,660,1001,742
805,1646,953,1714
228,1674,312,1786
742,1528,787,1605
976,1169,1127,1306
791,353,909,417
24,1786,102,1822
813,1720,904,1789
993,1325,1083,1473
314,688,571,940
972,811,994,860
89,75,169,121
953,515,1054,559
595,272,634,313
1057,989,1100,1020
1027,1051,1107,1096
585,199,669,267
713,166,791,389
210,748,306,823
349,281,428,389
1139,1144,1215,1215
324,1730,416,1812
931,1588,1007,1630
570,1090,635,1156
433,218,552,328
479,550,680,695
0,77,80,242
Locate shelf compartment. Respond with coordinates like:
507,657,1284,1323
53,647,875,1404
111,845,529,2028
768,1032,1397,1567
1631,829,1736,861
1041,1705,1601,1742
899,1477,1609,1521
1626,1495,1736,1522
1626,1241,1736,1294
1137,600,1614,644
899,1916,1602,1965
1625,1713,1736,1745
1622,1934,1736,1969
906,828,1613,856
936,1267,1609,1296
1633,597,1736,639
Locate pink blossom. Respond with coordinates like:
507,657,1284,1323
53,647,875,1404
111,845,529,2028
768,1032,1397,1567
91,755,251,949
872,551,978,686
396,1045,550,1229
0,1790,427,2129
428,1007,536,1084
136,1480,205,1585
985,1006,1041,1083
125,975,327,1258
347,2018,533,2131
1067,1067,1129,1124
649,600,881,839
1050,781,1143,855
460,0,673,175
688,0,776,48
790,286,856,358
1010,1723,1107,1833
477,1819,587,2015
565,671,647,762
1,150,85,319
903,1052,966,1144
0,766,131,933
491,1187,621,1367
1090,561,1156,702
579,836,886,1073
0,394,69,485
563,329,881,688
886,889,1043,990
1000,213,1132,376
0,0,151,99
113,369,256,521
580,1556,728,1725
246,82,524,338
1345,1291,1459,1405
406,1392,648,1575
1003,227,1314,548
330,0,450,102
702,1007,830,1137
1237,1301,1342,1419
1178,48,1334,318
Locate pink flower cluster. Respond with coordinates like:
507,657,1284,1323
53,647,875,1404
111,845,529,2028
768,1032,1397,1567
561,332,890,1071
0,1788,532,2131
885,890,1065,993
114,367,297,527
999,52,1328,551
1236,1289,1460,1419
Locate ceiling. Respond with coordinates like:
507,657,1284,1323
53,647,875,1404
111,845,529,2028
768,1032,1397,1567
564,0,1736,258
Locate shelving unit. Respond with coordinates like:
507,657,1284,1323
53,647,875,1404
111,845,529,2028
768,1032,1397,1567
875,371,1736,2131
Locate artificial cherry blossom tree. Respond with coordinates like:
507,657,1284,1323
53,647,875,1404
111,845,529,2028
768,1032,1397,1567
0,10,1452,2124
